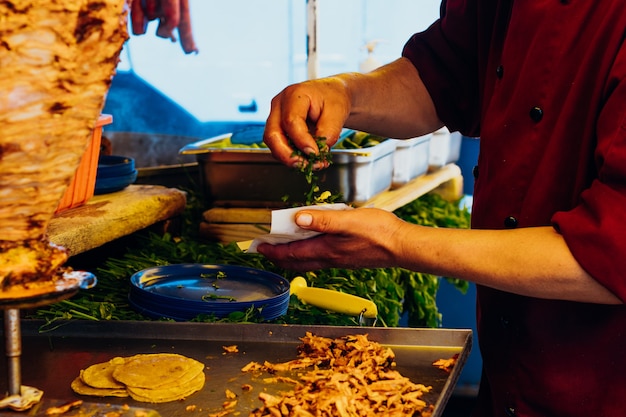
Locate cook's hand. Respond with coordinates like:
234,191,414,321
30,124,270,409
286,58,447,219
263,77,352,168
256,207,407,271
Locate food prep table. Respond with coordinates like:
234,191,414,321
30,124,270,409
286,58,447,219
0,320,471,417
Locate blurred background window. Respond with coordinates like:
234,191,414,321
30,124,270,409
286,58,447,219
103,0,441,136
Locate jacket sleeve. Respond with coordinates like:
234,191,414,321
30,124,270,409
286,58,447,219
552,42,626,302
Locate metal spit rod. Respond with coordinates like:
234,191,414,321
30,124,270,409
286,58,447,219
4,308,21,396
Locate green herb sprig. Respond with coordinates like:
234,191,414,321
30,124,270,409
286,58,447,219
202,294,237,302
288,136,341,205
393,193,471,326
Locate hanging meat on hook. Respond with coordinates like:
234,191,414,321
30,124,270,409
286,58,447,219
129,0,199,54
130,0,148,35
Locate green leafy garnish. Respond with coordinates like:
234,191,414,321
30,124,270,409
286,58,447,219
202,294,237,302
289,136,341,205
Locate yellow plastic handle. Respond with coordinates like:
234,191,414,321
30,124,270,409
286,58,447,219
290,277,378,319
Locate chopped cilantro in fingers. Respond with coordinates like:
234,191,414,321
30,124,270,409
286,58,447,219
288,137,339,205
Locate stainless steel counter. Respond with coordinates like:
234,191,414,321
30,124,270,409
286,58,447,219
0,321,471,417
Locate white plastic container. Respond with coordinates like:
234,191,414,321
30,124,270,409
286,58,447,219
359,40,382,73
428,127,462,171
390,134,432,189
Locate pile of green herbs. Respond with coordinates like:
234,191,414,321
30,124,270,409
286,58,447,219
30,190,470,331
393,193,471,326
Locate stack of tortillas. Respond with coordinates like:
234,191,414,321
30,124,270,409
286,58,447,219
71,353,205,403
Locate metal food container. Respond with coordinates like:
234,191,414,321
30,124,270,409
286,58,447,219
390,134,432,189
180,132,396,207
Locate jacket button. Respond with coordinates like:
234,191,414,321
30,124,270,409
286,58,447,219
504,216,518,228
496,65,504,79
529,106,544,122
500,316,511,328
505,406,516,416
472,165,479,179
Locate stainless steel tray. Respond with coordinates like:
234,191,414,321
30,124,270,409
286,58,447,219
0,321,471,417
180,133,396,207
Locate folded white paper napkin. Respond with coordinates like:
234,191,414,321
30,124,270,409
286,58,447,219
245,203,352,253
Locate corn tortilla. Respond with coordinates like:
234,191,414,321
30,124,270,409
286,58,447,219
80,356,127,389
126,371,206,403
112,353,205,389
71,376,129,398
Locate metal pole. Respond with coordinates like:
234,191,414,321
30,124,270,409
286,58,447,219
306,0,319,80
4,309,22,396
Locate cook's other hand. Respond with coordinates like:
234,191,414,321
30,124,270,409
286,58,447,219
263,77,351,168
256,208,405,271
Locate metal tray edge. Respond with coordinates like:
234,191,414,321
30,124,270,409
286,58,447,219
17,320,471,347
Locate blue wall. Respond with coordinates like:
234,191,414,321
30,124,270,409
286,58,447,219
437,280,481,396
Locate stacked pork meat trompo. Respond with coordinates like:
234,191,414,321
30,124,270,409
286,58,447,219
0,0,128,295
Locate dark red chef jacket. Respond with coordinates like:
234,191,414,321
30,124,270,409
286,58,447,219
403,0,626,416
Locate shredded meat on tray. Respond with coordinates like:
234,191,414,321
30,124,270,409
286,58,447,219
433,353,459,373
244,332,434,417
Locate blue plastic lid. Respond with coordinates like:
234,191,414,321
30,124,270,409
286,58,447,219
128,264,290,321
